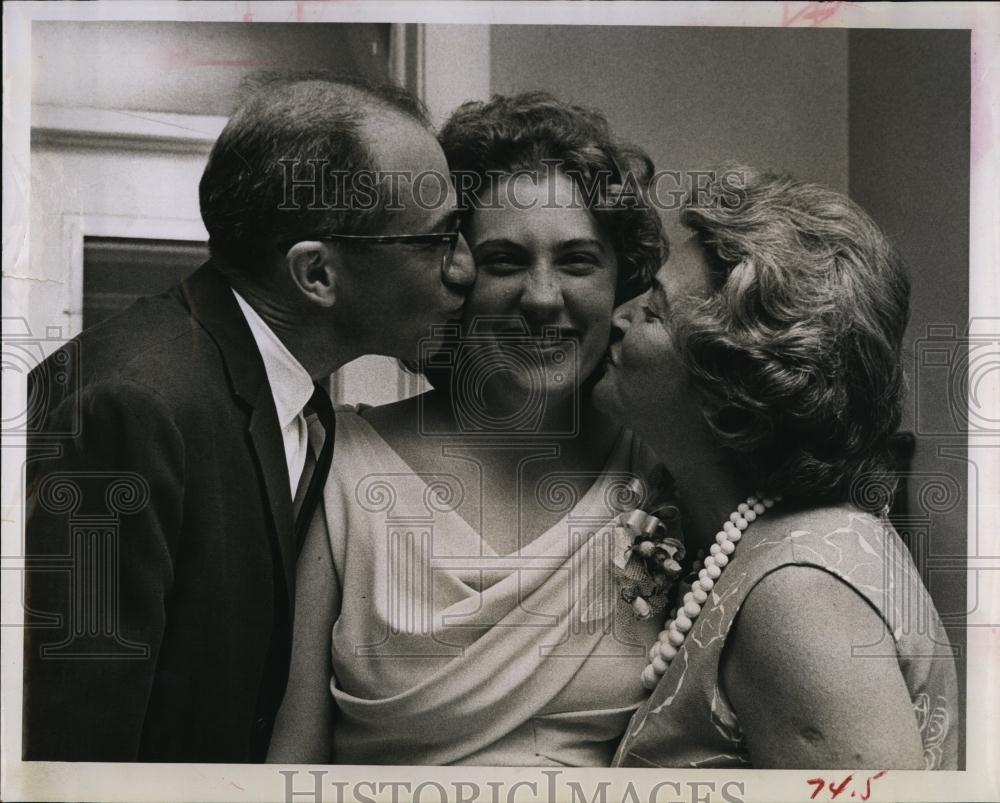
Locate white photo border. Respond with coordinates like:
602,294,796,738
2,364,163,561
3,2,998,802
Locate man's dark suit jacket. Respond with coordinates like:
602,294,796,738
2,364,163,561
23,262,301,762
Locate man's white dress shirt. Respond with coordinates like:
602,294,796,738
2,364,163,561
232,289,315,497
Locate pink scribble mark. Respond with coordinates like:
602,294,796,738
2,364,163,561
236,0,338,24
289,1,336,22
160,47,274,70
782,2,847,27
193,58,274,67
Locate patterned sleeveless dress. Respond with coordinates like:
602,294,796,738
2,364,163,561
613,504,959,769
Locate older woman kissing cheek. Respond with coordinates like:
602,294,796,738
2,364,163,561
597,168,958,770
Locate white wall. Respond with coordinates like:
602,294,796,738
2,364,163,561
420,25,491,128
490,25,850,193
27,21,423,406
27,120,212,349
32,21,391,115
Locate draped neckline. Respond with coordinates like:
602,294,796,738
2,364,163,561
349,412,626,561
324,411,657,765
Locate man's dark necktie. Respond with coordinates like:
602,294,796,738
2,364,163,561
294,383,336,553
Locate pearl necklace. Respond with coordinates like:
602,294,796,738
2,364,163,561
641,492,780,690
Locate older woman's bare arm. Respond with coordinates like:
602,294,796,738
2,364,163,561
720,564,925,769
267,520,341,764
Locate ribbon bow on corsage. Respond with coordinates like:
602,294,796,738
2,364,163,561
611,470,686,621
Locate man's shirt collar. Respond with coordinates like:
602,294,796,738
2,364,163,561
231,289,313,428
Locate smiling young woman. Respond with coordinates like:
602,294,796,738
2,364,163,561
267,93,672,767
456,169,619,422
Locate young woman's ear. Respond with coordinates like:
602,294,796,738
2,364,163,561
286,241,339,308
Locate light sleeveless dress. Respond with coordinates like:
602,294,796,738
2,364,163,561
320,410,664,766
613,504,960,769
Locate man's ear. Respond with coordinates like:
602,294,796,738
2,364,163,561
285,241,340,308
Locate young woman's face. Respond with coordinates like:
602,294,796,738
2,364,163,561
593,228,713,445
459,170,619,410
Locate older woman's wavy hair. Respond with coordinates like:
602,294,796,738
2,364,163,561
439,91,668,304
674,166,910,509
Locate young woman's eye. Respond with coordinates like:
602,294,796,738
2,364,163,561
561,253,600,274
478,254,523,273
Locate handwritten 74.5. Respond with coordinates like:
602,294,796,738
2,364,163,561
807,771,888,801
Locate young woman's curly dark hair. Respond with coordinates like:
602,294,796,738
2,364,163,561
439,91,668,305
674,166,910,510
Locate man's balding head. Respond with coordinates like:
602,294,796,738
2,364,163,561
199,73,429,277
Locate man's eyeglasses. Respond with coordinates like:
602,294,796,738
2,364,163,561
278,229,463,275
